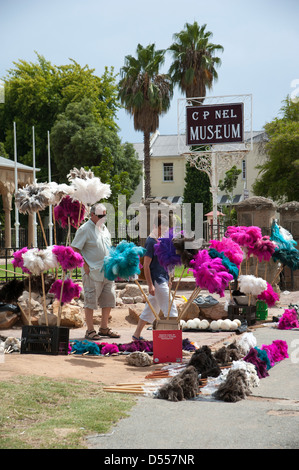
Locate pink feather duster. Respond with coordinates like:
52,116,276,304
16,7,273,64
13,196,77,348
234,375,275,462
257,282,279,307
54,195,86,229
277,308,299,330
49,278,82,303
209,237,244,268
12,247,31,274
52,245,84,271
246,236,276,262
225,226,262,248
190,249,233,297
261,340,289,365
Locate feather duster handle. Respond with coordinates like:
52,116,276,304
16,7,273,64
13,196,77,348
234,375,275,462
22,247,58,275
154,228,182,272
189,249,233,297
70,177,111,207
54,196,86,229
49,277,82,304
103,241,147,281
52,245,84,271
238,275,267,296
12,247,31,274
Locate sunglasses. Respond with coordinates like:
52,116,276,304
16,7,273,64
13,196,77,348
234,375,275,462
96,213,106,219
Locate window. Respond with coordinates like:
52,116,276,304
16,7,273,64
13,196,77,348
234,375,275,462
163,163,173,182
242,159,246,180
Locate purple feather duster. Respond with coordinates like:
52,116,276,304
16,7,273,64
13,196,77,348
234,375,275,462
189,249,233,297
12,247,31,274
52,245,84,271
243,348,269,378
154,229,182,271
49,277,82,303
54,195,86,228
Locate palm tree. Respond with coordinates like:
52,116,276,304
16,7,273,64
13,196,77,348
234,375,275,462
168,21,224,102
118,43,173,198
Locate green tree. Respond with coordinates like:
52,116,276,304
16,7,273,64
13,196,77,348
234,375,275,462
168,21,224,100
218,165,241,225
183,162,212,229
253,97,299,202
0,53,119,181
118,43,173,198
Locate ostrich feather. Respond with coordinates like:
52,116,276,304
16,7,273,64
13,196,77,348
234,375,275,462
103,241,147,281
47,182,75,205
209,237,244,267
238,274,267,296
71,177,111,206
49,277,82,303
54,195,86,228
225,225,262,248
257,282,279,307
243,348,269,378
154,228,182,271
277,308,299,330
272,247,299,271
15,183,51,214
172,234,199,267
12,247,31,274
22,247,58,275
67,167,95,181
271,221,297,251
208,248,239,280
52,245,84,271
261,340,289,365
213,369,251,402
189,249,233,297
246,236,276,262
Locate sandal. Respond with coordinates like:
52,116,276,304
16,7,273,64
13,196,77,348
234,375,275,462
98,327,120,338
85,330,101,341
132,335,145,341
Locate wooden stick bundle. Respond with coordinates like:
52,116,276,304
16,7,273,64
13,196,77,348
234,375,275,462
177,286,201,321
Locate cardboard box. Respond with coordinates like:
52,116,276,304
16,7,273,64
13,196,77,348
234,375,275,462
153,329,182,364
154,317,180,330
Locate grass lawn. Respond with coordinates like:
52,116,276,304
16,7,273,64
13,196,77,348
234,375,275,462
0,376,136,449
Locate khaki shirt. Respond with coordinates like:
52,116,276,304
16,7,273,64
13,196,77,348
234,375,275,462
71,219,111,281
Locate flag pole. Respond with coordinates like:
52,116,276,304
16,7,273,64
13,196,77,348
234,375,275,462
47,131,53,246
32,126,38,247
13,121,20,248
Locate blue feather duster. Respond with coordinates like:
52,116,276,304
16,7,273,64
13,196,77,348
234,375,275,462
103,240,146,281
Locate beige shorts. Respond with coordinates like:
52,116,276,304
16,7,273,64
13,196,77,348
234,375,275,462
82,273,116,310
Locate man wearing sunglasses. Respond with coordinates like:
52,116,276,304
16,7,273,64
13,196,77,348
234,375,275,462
72,203,119,340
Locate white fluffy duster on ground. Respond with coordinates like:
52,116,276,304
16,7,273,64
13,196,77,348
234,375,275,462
22,247,58,275
70,177,111,206
238,274,267,296
236,332,257,355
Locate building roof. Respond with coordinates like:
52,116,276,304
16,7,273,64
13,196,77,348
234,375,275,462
133,130,266,161
0,155,40,172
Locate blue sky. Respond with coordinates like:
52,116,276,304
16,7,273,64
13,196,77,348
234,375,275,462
1,0,298,144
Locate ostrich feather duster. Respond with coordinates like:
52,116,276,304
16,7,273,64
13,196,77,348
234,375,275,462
271,221,297,251
277,308,299,330
189,249,233,297
49,277,82,304
22,247,58,275
236,332,257,355
52,245,84,271
230,360,260,388
71,177,111,206
103,240,146,281
172,234,199,267
225,225,262,248
12,247,31,274
247,236,276,262
209,237,244,268
154,228,182,271
261,340,289,365
238,274,267,296
67,167,94,181
208,248,239,280
243,347,269,378
47,182,75,205
257,282,279,307
213,369,251,402
15,182,52,214
272,247,299,271
54,195,86,228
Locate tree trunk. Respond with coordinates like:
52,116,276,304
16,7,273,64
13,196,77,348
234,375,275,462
143,131,151,199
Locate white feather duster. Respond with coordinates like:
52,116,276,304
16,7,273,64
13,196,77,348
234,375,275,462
67,167,95,181
70,177,111,206
15,183,51,214
48,182,75,205
22,247,58,275
238,274,267,296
